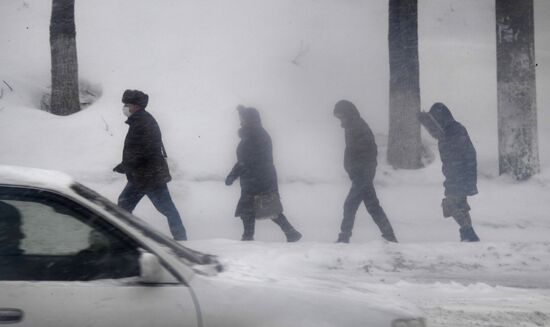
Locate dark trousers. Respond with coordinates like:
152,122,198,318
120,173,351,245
118,183,187,240
340,176,395,239
442,195,473,228
241,213,297,239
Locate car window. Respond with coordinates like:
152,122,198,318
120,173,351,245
6,199,93,255
0,186,140,281
71,183,220,268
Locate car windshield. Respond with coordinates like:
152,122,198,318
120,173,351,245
70,183,218,267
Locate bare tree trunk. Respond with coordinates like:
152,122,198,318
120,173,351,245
496,0,539,180
387,0,422,169
50,0,80,116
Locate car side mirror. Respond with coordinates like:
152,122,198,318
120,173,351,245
139,252,163,283
138,252,182,284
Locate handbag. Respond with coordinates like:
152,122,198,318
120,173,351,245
254,192,283,219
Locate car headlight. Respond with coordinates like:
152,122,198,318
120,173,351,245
391,318,427,327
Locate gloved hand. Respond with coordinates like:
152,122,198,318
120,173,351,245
225,175,236,186
113,163,125,174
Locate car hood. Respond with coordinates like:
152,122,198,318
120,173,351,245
191,275,423,327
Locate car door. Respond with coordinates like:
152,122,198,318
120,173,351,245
0,185,198,327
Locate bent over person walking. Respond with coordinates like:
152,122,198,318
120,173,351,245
113,89,187,241
333,100,397,243
225,105,302,242
418,102,480,242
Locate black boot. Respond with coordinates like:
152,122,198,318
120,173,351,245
241,216,255,241
368,206,397,243
459,227,480,242
382,233,398,243
336,232,350,243
173,234,188,241
170,225,188,241
273,214,302,242
285,230,302,242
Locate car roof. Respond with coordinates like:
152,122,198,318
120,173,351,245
0,165,75,192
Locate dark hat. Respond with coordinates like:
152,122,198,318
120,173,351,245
122,89,149,109
237,105,261,124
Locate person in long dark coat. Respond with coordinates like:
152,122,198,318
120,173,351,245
333,100,397,243
113,89,187,241
225,106,302,242
418,102,480,242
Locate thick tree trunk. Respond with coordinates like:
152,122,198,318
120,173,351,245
387,0,422,169
496,0,539,180
50,0,80,116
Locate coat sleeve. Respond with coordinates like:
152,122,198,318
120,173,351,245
344,126,377,177
226,141,248,182
443,126,477,195
123,119,161,171
459,130,477,192
227,162,244,180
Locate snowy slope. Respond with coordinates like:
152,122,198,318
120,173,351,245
1,1,550,326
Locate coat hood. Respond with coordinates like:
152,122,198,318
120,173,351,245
334,100,361,120
237,105,262,126
429,102,455,129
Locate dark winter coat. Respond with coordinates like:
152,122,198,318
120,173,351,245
118,109,171,192
335,101,378,180
227,124,279,217
429,103,478,197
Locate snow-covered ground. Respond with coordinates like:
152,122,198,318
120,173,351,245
188,240,550,327
1,0,550,326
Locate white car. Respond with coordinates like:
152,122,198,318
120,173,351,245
0,166,426,327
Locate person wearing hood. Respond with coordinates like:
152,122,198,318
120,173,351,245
225,105,302,242
333,100,398,243
418,102,480,242
113,89,187,241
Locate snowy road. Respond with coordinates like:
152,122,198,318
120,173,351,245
74,175,550,327
77,177,550,327
188,240,550,327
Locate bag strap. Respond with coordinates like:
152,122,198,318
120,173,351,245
161,140,168,158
